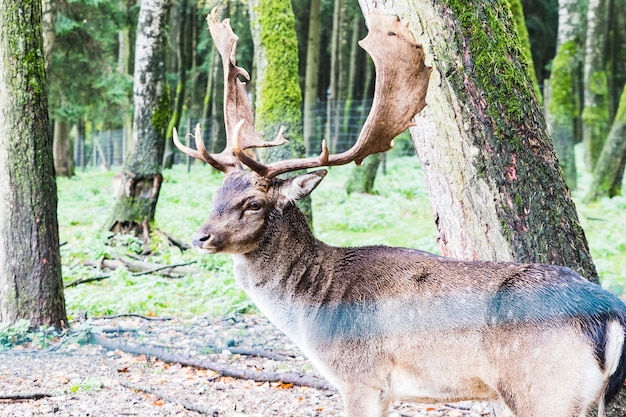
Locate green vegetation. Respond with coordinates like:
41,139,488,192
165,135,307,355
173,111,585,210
58,154,626,320
0,319,57,351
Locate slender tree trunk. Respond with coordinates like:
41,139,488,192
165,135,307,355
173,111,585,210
209,42,225,154
41,0,56,76
0,0,67,328
118,0,134,155
357,0,598,283
585,85,626,201
163,0,189,169
326,0,353,153
545,0,584,189
345,153,382,194
303,0,321,155
582,0,610,171
201,42,216,140
108,0,169,241
53,120,75,177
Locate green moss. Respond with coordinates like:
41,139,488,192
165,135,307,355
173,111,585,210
615,85,626,121
152,83,171,137
548,41,578,122
253,0,302,135
443,0,538,136
505,0,541,102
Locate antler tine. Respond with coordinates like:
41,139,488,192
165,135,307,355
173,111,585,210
233,120,330,178
172,124,240,173
236,11,431,179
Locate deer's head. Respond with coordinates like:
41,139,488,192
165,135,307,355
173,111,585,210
175,8,431,255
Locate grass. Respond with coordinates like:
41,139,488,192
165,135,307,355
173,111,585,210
57,153,626,320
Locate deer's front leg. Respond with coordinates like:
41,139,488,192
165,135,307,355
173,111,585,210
340,385,391,417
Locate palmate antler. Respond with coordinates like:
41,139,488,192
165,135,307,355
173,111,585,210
174,9,432,179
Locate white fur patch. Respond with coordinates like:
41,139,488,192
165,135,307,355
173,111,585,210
604,320,624,376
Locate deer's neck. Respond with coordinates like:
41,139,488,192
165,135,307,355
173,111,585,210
231,203,335,337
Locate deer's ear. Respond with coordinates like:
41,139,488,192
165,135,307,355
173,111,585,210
278,170,327,205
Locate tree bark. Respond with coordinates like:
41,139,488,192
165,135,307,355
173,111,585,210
357,0,598,284
0,0,67,328
545,0,584,189
582,0,610,171
108,0,168,239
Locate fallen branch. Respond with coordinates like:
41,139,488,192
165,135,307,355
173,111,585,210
163,232,192,252
214,346,291,362
65,275,110,288
67,259,201,287
93,313,173,321
92,333,333,391
0,392,52,401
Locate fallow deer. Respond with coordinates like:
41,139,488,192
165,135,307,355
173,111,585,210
174,9,626,417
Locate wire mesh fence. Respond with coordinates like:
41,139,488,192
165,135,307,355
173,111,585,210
73,99,416,169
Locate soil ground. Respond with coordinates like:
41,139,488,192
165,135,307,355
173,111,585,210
0,314,496,417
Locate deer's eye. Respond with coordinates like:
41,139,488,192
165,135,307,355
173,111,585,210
247,201,262,211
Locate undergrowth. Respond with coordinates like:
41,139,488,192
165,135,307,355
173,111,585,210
56,153,626,320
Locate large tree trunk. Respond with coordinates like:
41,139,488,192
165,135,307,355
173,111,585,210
545,0,584,190
108,0,168,240
0,0,67,328
357,0,598,283
582,0,610,171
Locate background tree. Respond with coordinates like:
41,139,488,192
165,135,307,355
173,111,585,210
48,0,131,174
585,84,626,201
163,0,190,169
0,0,67,328
582,0,610,171
356,0,597,279
248,0,310,219
545,0,583,189
108,0,169,241
302,0,322,154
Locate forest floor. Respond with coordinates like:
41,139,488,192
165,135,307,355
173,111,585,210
0,314,494,417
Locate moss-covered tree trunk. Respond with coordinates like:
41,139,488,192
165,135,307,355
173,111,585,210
585,85,626,202
357,0,598,284
582,0,610,171
108,0,168,240
545,0,584,189
248,0,311,220
0,0,67,328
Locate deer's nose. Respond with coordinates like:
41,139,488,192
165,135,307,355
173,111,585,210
192,233,210,248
